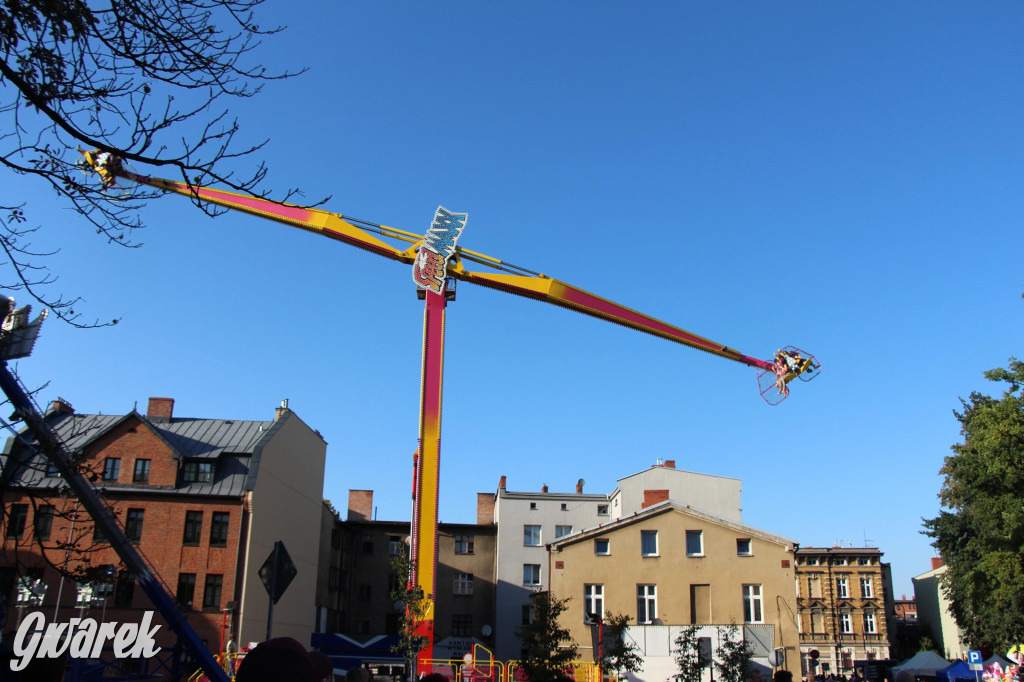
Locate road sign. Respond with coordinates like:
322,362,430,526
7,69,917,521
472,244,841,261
258,541,297,604
968,650,983,671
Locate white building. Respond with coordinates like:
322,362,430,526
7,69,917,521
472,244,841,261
912,559,967,660
491,459,744,660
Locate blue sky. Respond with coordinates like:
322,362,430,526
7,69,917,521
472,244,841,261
5,3,1023,597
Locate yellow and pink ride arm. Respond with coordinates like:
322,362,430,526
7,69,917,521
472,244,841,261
83,154,819,669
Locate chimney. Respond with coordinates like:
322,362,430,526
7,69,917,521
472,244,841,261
275,398,290,421
498,475,507,490
541,484,548,493
664,459,676,469
576,478,585,494
476,493,495,525
348,490,373,522
930,557,945,570
48,398,74,416
147,397,174,421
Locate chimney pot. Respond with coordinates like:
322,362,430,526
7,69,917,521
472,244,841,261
476,493,495,525
48,398,74,416
541,485,548,493
499,475,507,490
147,397,174,420
930,557,945,570
664,459,676,469
348,490,373,522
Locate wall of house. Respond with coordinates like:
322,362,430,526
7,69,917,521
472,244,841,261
610,464,742,523
239,410,326,647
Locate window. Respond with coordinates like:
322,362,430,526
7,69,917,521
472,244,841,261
555,525,572,539
858,557,872,566
529,502,537,510
584,584,604,622
860,577,874,598
560,503,568,511
839,612,853,634
641,530,658,557
594,538,610,555
834,557,848,566
177,573,196,608
6,504,27,538
524,525,541,546
523,564,541,586
521,604,533,625
597,504,609,516
637,584,657,624
742,584,763,623
331,528,342,549
863,612,877,634
389,535,403,556
453,573,474,596
454,535,474,554
736,538,752,556
125,508,144,543
34,505,54,541
115,571,135,607
182,461,215,483
133,459,151,483
836,577,849,598
210,512,229,547
451,614,473,637
358,584,371,601
361,534,374,554
388,573,401,594
685,530,703,557
45,460,60,477
203,574,223,610
183,511,203,546
103,458,120,481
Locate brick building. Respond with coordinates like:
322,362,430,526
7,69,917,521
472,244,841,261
794,547,892,676
0,396,326,654
314,490,496,671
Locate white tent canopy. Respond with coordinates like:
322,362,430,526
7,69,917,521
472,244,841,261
892,651,953,677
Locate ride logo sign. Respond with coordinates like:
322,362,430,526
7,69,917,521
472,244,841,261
10,611,162,671
412,206,468,296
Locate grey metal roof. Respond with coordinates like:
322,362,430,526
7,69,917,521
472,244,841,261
1,409,274,498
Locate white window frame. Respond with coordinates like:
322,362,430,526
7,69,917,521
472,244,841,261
453,572,473,596
641,530,659,557
736,538,752,556
685,530,704,557
637,584,657,624
594,538,610,555
840,612,853,634
584,584,604,622
524,525,542,546
555,525,573,539
836,577,849,598
864,612,877,634
523,564,541,586
743,584,764,623
860,577,874,598
454,535,475,554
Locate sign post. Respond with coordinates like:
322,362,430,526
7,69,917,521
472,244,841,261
258,541,297,640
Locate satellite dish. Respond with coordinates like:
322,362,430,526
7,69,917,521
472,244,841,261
481,624,492,637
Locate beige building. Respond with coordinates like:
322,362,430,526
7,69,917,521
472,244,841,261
549,500,799,681
911,559,966,660
794,547,891,676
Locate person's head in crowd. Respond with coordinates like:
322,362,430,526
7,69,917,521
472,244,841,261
346,667,371,682
773,671,794,682
310,651,334,682
235,637,315,682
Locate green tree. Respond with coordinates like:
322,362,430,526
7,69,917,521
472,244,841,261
923,358,1024,650
714,624,753,682
515,592,579,682
599,611,643,678
388,552,429,681
673,625,709,682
